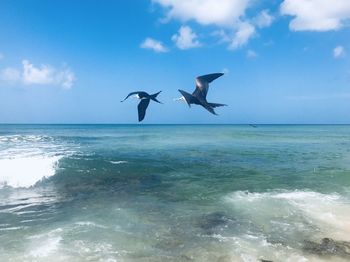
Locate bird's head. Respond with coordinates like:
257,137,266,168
173,96,185,103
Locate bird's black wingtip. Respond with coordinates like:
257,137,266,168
210,110,218,116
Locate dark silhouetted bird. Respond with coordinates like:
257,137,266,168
121,91,162,122
176,73,226,115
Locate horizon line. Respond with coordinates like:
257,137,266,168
1,123,350,126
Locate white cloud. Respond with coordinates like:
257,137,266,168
281,0,350,31
22,60,75,89
0,60,75,89
246,49,258,58
0,68,21,83
229,22,256,50
212,22,256,50
22,60,55,85
172,26,201,50
140,37,168,53
333,45,345,58
153,0,266,50
153,0,250,26
254,10,274,28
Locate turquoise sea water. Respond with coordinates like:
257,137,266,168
1,125,350,261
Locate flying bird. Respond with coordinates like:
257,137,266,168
121,91,162,122
175,73,227,115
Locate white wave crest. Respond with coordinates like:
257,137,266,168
0,155,62,188
110,160,128,165
0,134,70,188
75,221,107,229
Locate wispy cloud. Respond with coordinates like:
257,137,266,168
0,60,76,89
140,38,168,53
212,22,256,50
0,68,20,83
229,22,256,50
281,0,350,31
254,10,274,28
246,49,258,59
172,26,201,50
333,45,345,58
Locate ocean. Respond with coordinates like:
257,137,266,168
0,124,350,261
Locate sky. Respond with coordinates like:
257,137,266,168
0,0,349,124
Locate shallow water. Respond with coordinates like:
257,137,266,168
1,125,350,261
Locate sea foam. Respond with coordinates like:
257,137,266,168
226,190,350,241
28,228,63,258
110,160,128,165
220,190,350,261
0,134,68,188
0,155,61,188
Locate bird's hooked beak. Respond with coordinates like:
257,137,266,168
173,96,185,102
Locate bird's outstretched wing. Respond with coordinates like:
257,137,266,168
137,99,150,122
178,89,198,107
197,73,224,84
120,92,141,102
193,73,224,99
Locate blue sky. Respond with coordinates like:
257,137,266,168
0,0,349,124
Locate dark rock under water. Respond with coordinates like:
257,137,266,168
303,238,350,258
197,212,236,234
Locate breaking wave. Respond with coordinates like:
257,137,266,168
0,134,73,188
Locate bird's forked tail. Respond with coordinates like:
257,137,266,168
150,91,162,104
208,102,227,108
